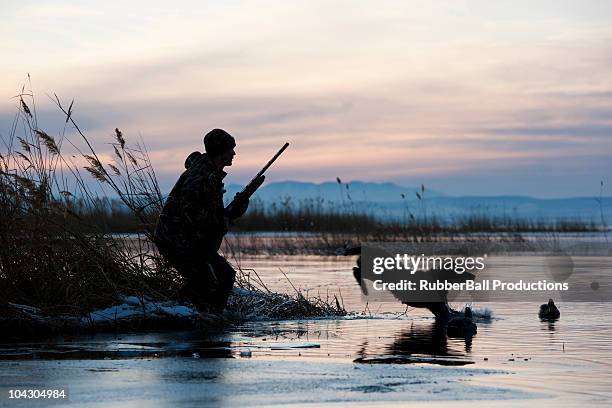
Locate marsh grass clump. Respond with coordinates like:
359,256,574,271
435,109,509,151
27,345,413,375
227,288,346,320
228,270,346,320
222,243,346,319
0,85,180,321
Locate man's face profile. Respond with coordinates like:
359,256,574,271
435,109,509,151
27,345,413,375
219,147,236,168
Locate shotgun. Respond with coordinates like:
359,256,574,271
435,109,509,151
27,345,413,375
225,142,289,214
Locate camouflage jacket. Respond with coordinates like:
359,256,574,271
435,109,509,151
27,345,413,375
154,152,228,255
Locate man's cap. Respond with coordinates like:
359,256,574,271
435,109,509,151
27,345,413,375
204,129,236,156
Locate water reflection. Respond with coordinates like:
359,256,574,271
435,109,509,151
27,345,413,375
0,330,235,360
541,319,557,332
448,332,474,352
388,322,455,357
354,321,475,366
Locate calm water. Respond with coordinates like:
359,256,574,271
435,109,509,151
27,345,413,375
1,254,611,407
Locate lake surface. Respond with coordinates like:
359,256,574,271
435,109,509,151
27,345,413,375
1,254,611,407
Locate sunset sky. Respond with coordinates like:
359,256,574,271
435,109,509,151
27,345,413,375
1,1,611,197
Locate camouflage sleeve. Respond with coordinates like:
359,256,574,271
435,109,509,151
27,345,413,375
179,169,226,236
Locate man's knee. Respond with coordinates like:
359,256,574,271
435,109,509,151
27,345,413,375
164,249,236,311
210,255,236,283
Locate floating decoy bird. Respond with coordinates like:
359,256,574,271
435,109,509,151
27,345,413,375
538,299,560,319
446,307,477,337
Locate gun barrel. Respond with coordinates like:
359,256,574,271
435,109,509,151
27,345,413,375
236,142,289,200
255,142,289,179
227,142,289,212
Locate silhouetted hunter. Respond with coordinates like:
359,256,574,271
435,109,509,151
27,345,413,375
154,130,289,312
154,129,257,312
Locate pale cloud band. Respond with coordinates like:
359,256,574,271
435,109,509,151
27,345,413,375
1,0,611,197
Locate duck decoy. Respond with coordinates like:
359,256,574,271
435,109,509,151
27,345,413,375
446,307,477,337
538,299,560,319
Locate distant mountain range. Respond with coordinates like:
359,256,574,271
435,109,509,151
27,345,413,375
224,180,612,222
226,180,444,203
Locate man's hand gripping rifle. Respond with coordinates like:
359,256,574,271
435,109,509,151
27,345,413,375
225,142,289,220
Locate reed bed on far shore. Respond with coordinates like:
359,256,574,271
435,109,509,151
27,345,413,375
50,195,601,237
